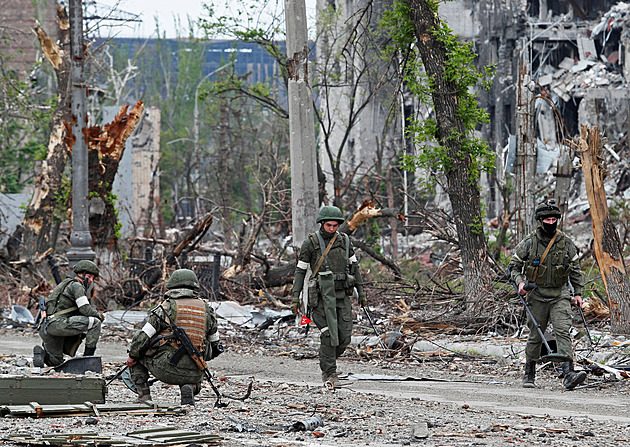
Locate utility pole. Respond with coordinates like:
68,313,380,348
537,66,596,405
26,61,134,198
285,0,318,249
515,52,536,237
67,0,95,266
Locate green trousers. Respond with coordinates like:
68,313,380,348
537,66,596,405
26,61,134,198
130,345,204,386
525,297,573,361
311,290,353,377
40,315,101,366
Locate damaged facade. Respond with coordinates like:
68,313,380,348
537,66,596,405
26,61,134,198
321,0,630,233
474,0,630,230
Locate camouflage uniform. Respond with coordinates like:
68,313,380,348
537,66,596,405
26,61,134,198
34,260,102,367
508,200,586,390
127,269,220,404
292,206,366,384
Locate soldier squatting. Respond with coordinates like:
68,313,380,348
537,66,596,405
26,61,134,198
32,203,589,404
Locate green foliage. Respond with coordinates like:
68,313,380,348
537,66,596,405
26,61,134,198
381,0,495,188
0,47,54,193
365,220,383,255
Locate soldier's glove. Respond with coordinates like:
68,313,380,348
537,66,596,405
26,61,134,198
358,294,367,307
211,342,224,359
291,297,301,314
97,312,105,322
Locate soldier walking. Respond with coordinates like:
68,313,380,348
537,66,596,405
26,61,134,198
508,200,587,390
292,206,366,387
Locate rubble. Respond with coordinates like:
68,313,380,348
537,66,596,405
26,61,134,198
5,426,221,446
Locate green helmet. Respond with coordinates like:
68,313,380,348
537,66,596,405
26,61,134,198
316,206,345,224
73,260,99,277
535,199,561,221
167,268,200,291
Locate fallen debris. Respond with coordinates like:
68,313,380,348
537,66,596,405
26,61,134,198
0,401,187,418
346,373,507,385
5,425,221,446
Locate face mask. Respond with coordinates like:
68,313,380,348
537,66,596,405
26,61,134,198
542,221,557,235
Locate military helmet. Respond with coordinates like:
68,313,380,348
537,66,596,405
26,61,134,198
535,199,562,220
73,260,100,277
167,268,200,291
316,206,345,224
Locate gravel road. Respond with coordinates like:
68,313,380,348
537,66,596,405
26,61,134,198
1,328,629,446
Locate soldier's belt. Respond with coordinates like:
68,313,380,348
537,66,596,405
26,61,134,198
48,306,79,320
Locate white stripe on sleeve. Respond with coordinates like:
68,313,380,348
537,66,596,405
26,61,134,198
297,260,309,270
142,322,157,338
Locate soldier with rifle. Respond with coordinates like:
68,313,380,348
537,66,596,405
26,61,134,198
508,199,587,390
126,269,222,405
33,260,103,367
291,206,366,387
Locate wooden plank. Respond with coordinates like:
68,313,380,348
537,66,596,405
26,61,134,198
5,426,223,447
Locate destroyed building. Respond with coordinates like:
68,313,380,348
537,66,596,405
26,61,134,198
318,0,630,232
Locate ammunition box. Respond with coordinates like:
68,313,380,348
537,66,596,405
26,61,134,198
0,375,106,405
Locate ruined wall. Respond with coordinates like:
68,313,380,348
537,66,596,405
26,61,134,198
0,0,57,75
316,0,401,202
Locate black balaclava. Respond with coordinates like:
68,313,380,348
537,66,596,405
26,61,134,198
540,219,558,237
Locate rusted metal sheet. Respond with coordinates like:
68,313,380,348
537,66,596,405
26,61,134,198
5,426,222,446
0,376,106,405
53,356,103,374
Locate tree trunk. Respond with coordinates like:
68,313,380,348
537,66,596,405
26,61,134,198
404,0,491,303
86,101,144,258
579,124,630,334
387,166,399,259
18,6,71,260
230,262,295,289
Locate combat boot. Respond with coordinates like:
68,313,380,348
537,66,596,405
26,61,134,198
180,384,195,406
136,383,152,402
561,361,586,390
322,372,340,388
522,361,536,388
33,345,45,368
83,346,96,356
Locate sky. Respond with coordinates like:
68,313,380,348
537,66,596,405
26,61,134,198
95,0,317,39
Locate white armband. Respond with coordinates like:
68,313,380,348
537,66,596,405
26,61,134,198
297,260,309,270
571,253,579,262
209,332,220,342
76,295,90,307
142,322,157,338
349,254,357,264
88,316,96,329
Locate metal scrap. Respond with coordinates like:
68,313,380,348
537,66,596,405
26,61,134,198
0,401,187,418
5,425,222,446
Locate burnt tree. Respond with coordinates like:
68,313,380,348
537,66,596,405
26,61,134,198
86,101,144,260
18,6,71,260
579,124,630,334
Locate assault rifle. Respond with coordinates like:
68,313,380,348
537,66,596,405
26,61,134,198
35,296,48,335
153,305,226,407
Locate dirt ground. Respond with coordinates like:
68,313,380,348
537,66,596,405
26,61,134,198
1,323,630,447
